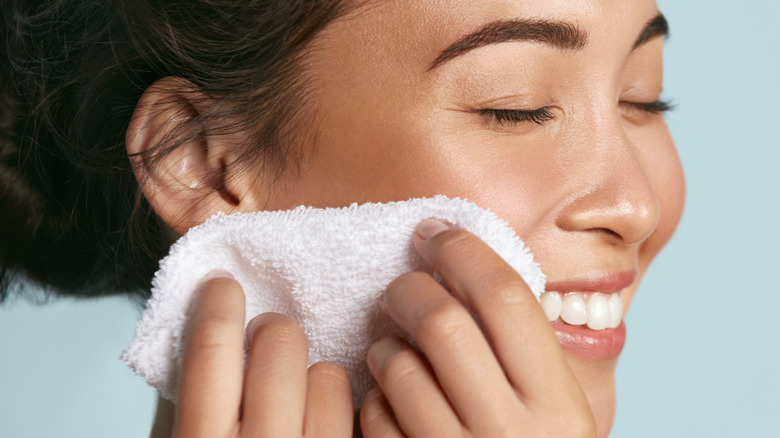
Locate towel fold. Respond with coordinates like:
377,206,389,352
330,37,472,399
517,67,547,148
121,196,545,405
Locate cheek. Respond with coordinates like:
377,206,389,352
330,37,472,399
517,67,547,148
281,109,559,233
637,125,686,263
264,121,469,207
620,124,685,312
383,130,559,240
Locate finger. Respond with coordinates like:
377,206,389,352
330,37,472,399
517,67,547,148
303,362,354,437
367,337,461,437
240,313,308,436
413,218,575,397
174,277,245,437
360,388,406,438
382,272,521,431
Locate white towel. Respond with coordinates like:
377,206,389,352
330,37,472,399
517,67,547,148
121,196,545,406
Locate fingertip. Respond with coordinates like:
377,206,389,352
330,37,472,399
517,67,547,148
245,312,306,352
307,361,353,409
304,362,354,436
196,274,240,295
366,336,402,377
413,218,457,253
245,312,295,332
191,274,244,314
308,361,350,383
415,217,452,240
187,274,245,323
177,275,246,436
244,313,304,349
241,313,309,434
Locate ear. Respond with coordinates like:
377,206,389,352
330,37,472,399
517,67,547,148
126,77,260,234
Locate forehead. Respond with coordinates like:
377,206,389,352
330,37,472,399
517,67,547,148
333,0,660,64
307,0,665,119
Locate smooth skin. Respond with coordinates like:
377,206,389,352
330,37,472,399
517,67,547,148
129,0,685,437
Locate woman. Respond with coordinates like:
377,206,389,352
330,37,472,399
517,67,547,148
0,0,685,436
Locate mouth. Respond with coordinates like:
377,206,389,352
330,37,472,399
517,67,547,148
540,291,623,330
541,271,635,360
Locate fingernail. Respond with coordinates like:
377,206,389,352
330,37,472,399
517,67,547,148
193,270,234,297
202,269,235,281
415,218,451,240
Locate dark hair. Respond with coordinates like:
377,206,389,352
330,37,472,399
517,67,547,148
0,0,351,302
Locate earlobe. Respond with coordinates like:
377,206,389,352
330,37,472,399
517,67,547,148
126,77,246,234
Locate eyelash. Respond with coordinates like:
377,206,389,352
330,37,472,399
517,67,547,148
621,99,674,114
477,107,555,126
477,99,673,127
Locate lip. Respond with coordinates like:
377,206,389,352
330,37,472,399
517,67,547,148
545,271,636,360
551,321,627,360
544,270,637,294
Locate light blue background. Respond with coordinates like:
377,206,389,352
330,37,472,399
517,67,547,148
613,1,780,436
1,1,778,436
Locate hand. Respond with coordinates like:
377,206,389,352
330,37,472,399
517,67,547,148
173,277,354,438
360,219,596,437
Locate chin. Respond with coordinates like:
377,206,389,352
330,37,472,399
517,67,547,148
564,351,619,438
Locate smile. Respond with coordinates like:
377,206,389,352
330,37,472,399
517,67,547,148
540,291,623,330
539,271,636,360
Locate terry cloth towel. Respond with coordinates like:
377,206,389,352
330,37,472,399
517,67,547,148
122,196,545,406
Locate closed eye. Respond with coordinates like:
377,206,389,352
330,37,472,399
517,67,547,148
620,99,674,115
477,107,555,126
476,99,671,127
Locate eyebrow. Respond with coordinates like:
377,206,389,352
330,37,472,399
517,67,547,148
430,19,587,70
632,12,669,50
429,12,669,70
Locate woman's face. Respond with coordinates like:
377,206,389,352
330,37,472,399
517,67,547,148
243,0,684,435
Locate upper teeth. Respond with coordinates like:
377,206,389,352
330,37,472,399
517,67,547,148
540,291,623,330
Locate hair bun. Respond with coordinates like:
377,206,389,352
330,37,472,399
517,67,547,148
0,0,160,301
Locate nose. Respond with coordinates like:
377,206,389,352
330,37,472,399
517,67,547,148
555,124,661,246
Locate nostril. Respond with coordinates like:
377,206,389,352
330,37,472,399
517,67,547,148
586,227,623,242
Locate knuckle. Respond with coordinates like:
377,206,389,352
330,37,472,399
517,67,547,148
185,314,237,351
480,271,527,308
416,297,470,343
379,347,422,385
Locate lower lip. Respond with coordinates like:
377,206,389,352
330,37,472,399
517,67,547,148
551,321,627,360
